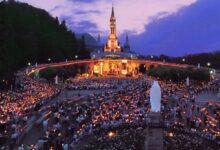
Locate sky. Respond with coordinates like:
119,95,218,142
8,0,220,56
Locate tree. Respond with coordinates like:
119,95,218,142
78,35,90,59
148,66,210,82
0,1,89,89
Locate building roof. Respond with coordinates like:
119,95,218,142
91,51,139,59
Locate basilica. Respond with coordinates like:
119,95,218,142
91,6,140,77
30,7,186,78
92,6,139,59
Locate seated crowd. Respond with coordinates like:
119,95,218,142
0,73,60,148
31,77,220,149
0,71,220,150
65,78,120,90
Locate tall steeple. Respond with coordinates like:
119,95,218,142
111,6,115,18
104,5,121,52
96,33,102,53
97,33,101,44
110,5,116,35
125,34,129,45
124,34,130,52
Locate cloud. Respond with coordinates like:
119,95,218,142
128,0,220,56
14,0,198,36
75,10,101,15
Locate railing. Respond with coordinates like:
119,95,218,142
25,59,191,76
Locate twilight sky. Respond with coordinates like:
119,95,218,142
10,0,220,56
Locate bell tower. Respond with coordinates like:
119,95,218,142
104,6,121,52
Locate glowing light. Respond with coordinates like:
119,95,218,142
100,62,104,75
207,62,211,67
122,60,128,63
107,131,115,138
168,132,174,137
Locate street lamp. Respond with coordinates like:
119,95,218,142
210,70,214,81
151,56,154,59
48,58,51,62
28,62,31,66
182,58,185,62
75,55,78,59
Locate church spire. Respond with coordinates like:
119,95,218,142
104,5,121,52
125,34,129,45
124,34,130,52
97,33,101,45
111,5,115,18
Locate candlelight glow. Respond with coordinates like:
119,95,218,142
108,131,116,138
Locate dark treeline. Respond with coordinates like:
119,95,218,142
37,64,88,82
148,66,210,82
0,1,90,89
149,51,220,70
172,51,220,70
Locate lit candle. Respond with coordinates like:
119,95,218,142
107,131,115,138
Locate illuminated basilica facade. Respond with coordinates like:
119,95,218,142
91,6,141,77
88,7,184,77
31,7,187,79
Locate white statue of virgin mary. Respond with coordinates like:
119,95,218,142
150,81,162,112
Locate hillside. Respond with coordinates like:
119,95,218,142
76,33,98,47
76,33,103,53
0,1,89,87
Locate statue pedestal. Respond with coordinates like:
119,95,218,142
145,112,163,150
148,112,162,124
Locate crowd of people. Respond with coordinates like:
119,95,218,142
83,125,146,150
162,80,220,140
0,71,60,149
1,69,220,149
30,76,150,149
24,76,219,150
65,78,119,90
